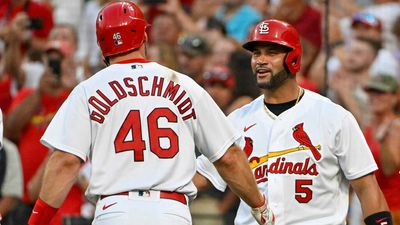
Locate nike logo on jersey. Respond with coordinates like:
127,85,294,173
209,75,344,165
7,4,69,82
244,123,256,132
375,218,388,225
102,202,117,210
32,210,39,214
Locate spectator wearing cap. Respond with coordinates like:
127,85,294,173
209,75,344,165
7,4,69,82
3,27,84,225
351,12,399,79
363,75,400,225
332,12,399,80
309,11,400,96
0,0,54,51
177,34,210,85
351,12,383,42
197,65,240,225
363,0,400,52
203,65,235,114
329,36,381,127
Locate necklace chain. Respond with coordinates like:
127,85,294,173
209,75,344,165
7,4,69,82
264,87,303,119
295,86,303,105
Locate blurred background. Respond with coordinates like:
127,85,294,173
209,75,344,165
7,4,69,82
0,0,399,225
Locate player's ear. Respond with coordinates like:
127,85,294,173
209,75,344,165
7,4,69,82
144,32,149,44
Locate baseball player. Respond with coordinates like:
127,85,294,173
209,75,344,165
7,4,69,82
27,2,274,225
194,19,393,225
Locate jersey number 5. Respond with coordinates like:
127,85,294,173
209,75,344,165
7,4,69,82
114,108,179,161
295,179,313,203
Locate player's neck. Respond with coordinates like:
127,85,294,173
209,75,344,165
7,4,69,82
109,46,146,65
263,82,302,104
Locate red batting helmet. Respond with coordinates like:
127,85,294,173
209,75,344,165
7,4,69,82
96,1,149,57
243,19,302,74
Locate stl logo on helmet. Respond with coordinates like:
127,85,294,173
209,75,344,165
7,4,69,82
258,22,269,34
113,32,123,46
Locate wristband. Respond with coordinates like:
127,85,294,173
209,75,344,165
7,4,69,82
28,198,58,225
364,211,393,225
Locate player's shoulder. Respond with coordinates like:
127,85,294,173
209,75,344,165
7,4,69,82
228,95,264,119
304,90,353,121
155,64,206,96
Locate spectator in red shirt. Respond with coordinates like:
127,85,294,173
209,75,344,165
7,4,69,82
0,0,54,51
3,39,83,225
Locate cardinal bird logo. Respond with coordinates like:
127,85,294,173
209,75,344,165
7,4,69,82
243,137,254,158
292,123,321,161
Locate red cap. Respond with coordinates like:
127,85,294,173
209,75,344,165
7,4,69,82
203,66,235,88
351,12,382,31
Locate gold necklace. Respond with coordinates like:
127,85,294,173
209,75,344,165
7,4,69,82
295,86,303,105
264,86,303,119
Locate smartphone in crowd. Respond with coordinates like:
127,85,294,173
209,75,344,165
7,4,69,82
48,58,62,79
29,18,43,30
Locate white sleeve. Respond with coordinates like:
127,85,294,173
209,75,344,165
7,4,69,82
335,112,378,180
196,155,227,192
193,91,241,162
41,85,91,161
1,139,23,198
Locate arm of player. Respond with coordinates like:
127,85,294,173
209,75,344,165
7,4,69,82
350,173,393,224
213,144,274,225
193,172,211,192
194,154,227,192
28,150,83,225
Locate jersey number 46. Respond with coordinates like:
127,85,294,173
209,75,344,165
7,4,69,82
114,108,178,161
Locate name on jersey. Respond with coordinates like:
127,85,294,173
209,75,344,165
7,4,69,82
251,157,318,183
268,157,318,176
88,76,197,123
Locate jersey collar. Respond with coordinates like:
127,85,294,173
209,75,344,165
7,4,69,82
115,58,152,64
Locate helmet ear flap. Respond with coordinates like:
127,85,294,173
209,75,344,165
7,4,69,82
285,49,301,74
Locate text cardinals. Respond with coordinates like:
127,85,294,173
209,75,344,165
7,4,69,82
269,157,318,176
88,76,197,123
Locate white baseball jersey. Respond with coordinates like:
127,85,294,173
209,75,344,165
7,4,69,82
197,89,378,225
41,59,240,200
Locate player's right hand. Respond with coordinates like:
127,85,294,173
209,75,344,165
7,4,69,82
251,195,275,225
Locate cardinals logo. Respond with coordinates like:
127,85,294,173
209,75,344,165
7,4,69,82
292,123,321,161
243,136,268,183
243,137,254,158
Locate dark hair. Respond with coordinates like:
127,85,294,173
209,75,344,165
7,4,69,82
228,50,260,98
206,17,226,35
355,36,382,55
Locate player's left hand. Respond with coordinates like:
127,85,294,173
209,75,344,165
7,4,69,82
251,195,275,225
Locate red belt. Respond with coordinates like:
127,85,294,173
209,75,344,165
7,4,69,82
100,191,187,205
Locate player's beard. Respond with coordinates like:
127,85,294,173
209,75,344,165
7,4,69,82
256,69,294,90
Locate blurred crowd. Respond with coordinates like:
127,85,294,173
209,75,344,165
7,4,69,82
0,0,399,225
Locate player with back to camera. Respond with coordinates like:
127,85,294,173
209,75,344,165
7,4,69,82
194,19,393,225
26,1,274,225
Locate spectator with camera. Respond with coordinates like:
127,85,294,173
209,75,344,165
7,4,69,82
3,36,84,225
0,0,54,51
